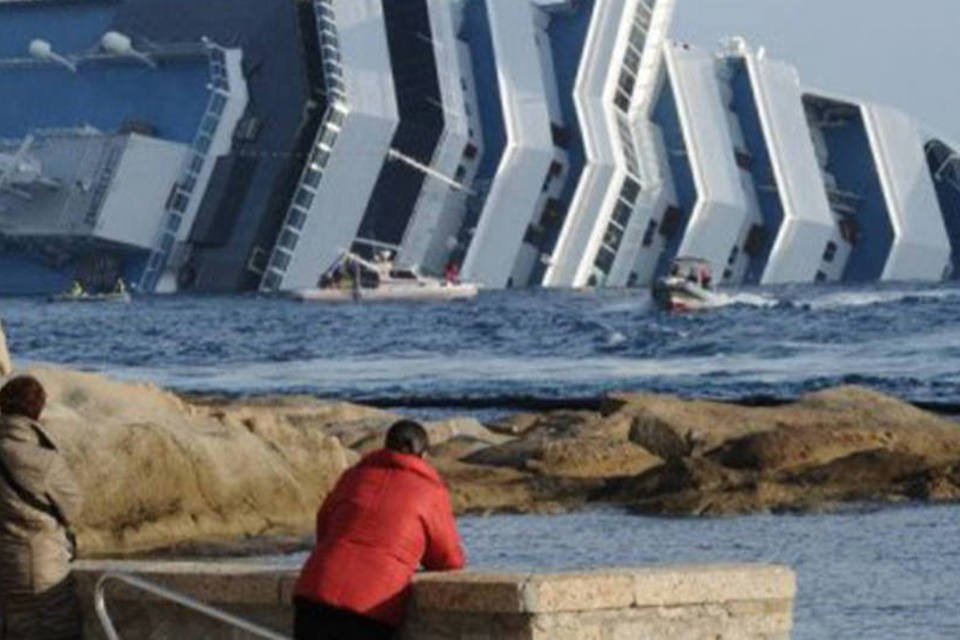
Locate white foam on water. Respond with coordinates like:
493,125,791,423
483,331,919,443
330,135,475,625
801,288,960,311
724,292,779,308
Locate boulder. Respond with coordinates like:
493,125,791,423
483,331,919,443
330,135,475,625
606,393,774,460
27,368,354,556
611,387,960,515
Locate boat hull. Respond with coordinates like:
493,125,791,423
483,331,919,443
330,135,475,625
290,284,479,303
652,277,727,312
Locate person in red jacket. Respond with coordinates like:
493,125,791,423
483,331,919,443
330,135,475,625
294,420,465,640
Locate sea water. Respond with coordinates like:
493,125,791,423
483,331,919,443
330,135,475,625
4,282,960,407
264,506,959,639
3,282,960,637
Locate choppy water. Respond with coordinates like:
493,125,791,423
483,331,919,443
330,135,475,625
4,283,960,636
2,282,960,408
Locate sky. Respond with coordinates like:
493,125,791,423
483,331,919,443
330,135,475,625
673,0,960,142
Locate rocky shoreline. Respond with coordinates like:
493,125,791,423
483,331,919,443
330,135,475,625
12,367,960,557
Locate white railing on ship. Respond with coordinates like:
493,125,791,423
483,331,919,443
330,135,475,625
94,571,289,640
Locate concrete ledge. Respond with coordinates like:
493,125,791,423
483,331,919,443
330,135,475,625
631,564,797,607
411,564,795,613
74,561,796,639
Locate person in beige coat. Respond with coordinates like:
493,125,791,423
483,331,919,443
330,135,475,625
0,376,83,640
0,319,11,377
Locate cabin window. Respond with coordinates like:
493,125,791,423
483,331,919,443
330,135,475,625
542,198,562,221
319,127,338,149
618,70,636,97
550,124,570,149
327,108,345,128
744,224,766,257
839,220,859,245
823,241,838,263
642,220,658,247
294,188,315,209
660,206,682,238
278,229,298,251
620,177,641,205
288,208,308,230
210,94,227,115
389,270,418,280
303,168,322,188
604,225,624,251
613,202,632,227
263,271,282,290
614,91,630,113
312,147,331,168
194,135,212,155
271,250,292,271
594,247,616,274
734,149,753,170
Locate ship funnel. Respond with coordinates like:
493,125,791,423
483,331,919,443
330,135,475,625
28,39,77,72
101,31,157,69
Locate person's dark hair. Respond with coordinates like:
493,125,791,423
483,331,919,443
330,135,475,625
0,376,47,421
385,420,429,456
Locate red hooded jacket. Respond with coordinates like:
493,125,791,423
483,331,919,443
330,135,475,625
294,449,465,626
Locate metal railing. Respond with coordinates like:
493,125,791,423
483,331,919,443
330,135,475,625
94,571,289,640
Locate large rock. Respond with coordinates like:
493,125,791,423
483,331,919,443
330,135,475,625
28,368,357,556
608,387,960,515
604,393,774,460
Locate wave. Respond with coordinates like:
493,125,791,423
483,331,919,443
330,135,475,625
795,288,960,311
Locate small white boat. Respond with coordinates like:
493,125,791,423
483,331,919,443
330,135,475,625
290,251,478,303
652,257,729,312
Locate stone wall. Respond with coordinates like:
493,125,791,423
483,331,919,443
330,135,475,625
73,561,795,639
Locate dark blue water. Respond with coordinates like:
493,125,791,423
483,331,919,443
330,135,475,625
266,505,960,639
3,282,960,407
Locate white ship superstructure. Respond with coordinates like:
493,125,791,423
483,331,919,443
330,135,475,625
3,0,960,295
260,0,398,292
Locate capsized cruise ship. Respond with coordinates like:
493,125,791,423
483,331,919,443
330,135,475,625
2,0,959,295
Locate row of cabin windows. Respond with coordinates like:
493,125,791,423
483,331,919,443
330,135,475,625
613,2,654,113
592,177,644,275
315,0,346,101
264,107,346,282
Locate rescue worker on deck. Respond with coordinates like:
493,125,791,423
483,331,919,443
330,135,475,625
293,420,465,640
